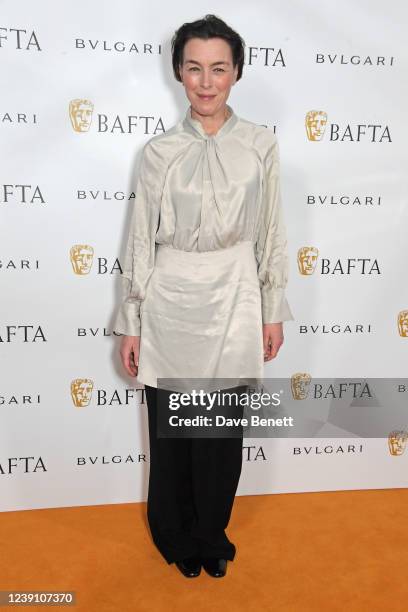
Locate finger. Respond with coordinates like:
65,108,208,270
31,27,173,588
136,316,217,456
269,342,282,359
130,351,139,372
129,351,138,376
123,350,137,377
131,350,139,367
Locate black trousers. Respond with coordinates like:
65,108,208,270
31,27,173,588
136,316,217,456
144,384,247,564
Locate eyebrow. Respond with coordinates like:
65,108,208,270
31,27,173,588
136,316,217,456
184,60,230,66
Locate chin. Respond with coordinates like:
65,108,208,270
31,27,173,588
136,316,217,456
196,98,224,110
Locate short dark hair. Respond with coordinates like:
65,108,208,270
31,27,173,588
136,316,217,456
171,14,245,82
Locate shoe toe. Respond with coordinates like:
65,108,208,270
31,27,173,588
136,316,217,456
175,556,202,578
202,557,227,577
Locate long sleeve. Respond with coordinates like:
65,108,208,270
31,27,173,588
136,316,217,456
113,141,163,336
255,131,295,324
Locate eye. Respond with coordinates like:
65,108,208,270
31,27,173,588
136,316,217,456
188,67,199,71
214,68,225,72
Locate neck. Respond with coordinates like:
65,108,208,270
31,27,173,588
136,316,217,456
191,105,231,136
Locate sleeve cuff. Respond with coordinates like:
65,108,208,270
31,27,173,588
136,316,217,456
113,300,142,336
261,288,295,324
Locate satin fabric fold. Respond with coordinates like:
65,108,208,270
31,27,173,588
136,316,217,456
138,240,264,393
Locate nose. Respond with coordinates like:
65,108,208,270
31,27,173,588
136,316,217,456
199,69,213,88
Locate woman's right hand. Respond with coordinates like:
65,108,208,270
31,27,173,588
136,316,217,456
119,335,140,377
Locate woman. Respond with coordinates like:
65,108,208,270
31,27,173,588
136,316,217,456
114,14,294,578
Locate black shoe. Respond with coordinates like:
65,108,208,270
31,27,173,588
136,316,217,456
175,556,202,578
202,557,227,578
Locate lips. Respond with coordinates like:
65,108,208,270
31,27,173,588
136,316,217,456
198,94,216,100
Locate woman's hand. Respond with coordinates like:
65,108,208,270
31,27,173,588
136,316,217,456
120,335,140,377
263,322,284,361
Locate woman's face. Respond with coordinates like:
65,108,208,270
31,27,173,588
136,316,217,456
179,37,238,117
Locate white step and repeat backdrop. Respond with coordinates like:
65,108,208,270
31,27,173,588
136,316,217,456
1,0,408,511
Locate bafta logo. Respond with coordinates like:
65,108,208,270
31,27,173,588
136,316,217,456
69,99,94,132
397,310,408,337
70,245,94,275
388,430,408,456
297,247,319,275
291,373,312,399
71,378,94,407
305,110,328,141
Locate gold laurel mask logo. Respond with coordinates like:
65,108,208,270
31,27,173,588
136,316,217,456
70,245,94,275
71,378,94,407
297,246,319,275
305,110,328,141
69,99,94,132
388,430,408,456
397,310,408,337
291,373,312,399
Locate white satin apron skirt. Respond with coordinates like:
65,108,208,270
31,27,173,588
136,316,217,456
137,240,264,393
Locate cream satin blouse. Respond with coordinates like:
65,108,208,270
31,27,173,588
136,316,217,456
114,103,294,336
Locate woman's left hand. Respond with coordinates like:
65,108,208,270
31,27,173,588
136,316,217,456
263,322,284,361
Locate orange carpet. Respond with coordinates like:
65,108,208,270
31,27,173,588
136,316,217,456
2,489,408,611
